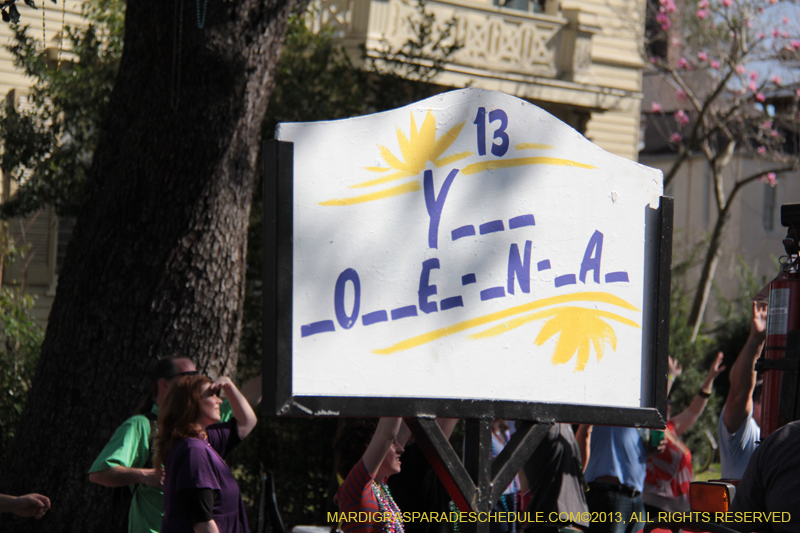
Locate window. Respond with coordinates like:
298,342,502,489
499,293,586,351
494,0,546,14
763,183,776,232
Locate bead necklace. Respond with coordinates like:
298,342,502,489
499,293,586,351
449,501,460,533
371,482,404,533
196,0,209,28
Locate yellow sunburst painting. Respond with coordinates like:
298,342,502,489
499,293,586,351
319,110,471,206
375,292,641,372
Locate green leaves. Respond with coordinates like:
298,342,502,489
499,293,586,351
0,0,125,218
0,224,44,454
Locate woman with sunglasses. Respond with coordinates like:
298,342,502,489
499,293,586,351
156,375,257,533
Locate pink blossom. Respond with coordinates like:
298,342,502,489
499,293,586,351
661,0,677,12
698,51,708,61
792,40,800,50
756,93,766,102
769,0,777,5
656,12,671,30
772,29,780,38
651,102,663,113
783,16,789,24
746,20,752,28
670,132,682,143
760,172,777,187
697,0,708,7
757,146,767,154
676,89,688,101
711,60,720,69
697,8,708,18
772,75,782,84
675,109,690,125
749,81,758,91
758,32,766,39
783,31,790,38
759,6,766,12
762,120,773,129
796,88,800,97
723,0,732,6
650,56,659,64
736,65,746,74
678,57,689,69
749,71,758,80
771,130,779,137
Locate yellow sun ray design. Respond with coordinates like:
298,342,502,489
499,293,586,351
349,110,472,189
373,292,639,356
319,112,599,206
469,306,638,372
537,308,620,372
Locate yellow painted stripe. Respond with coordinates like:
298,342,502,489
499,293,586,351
461,157,598,175
373,292,639,354
350,170,413,189
434,151,473,167
515,143,554,150
319,181,420,206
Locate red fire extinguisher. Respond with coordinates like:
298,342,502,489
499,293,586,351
759,204,800,438
761,273,800,438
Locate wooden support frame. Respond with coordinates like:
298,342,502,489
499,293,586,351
405,418,554,533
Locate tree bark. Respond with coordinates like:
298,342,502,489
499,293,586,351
0,1,298,530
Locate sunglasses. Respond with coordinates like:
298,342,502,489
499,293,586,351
167,370,199,380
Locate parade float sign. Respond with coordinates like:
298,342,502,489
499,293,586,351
265,88,670,424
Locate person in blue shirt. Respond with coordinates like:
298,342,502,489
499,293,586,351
576,425,662,533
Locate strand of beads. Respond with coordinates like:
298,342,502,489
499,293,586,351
372,482,405,533
196,0,209,28
450,501,460,533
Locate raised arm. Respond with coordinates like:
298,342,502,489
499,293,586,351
239,375,262,408
723,302,767,434
397,418,458,447
671,351,725,436
213,377,257,440
362,417,403,477
667,356,682,396
575,424,592,470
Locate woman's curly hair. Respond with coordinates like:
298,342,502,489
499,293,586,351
333,418,378,478
154,374,212,475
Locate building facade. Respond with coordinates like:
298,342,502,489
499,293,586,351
1,1,83,323
2,0,649,324
308,0,647,160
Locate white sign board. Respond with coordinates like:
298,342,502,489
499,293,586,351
270,88,668,420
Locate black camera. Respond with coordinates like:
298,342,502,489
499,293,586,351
781,203,800,256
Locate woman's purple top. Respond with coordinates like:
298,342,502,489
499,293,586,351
162,421,248,533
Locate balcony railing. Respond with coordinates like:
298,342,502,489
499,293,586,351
309,0,598,83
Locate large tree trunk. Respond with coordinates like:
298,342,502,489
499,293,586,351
0,1,297,530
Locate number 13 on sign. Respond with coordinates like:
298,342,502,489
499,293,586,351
474,107,509,157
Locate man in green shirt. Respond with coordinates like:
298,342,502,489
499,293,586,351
89,357,198,533
89,357,261,533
